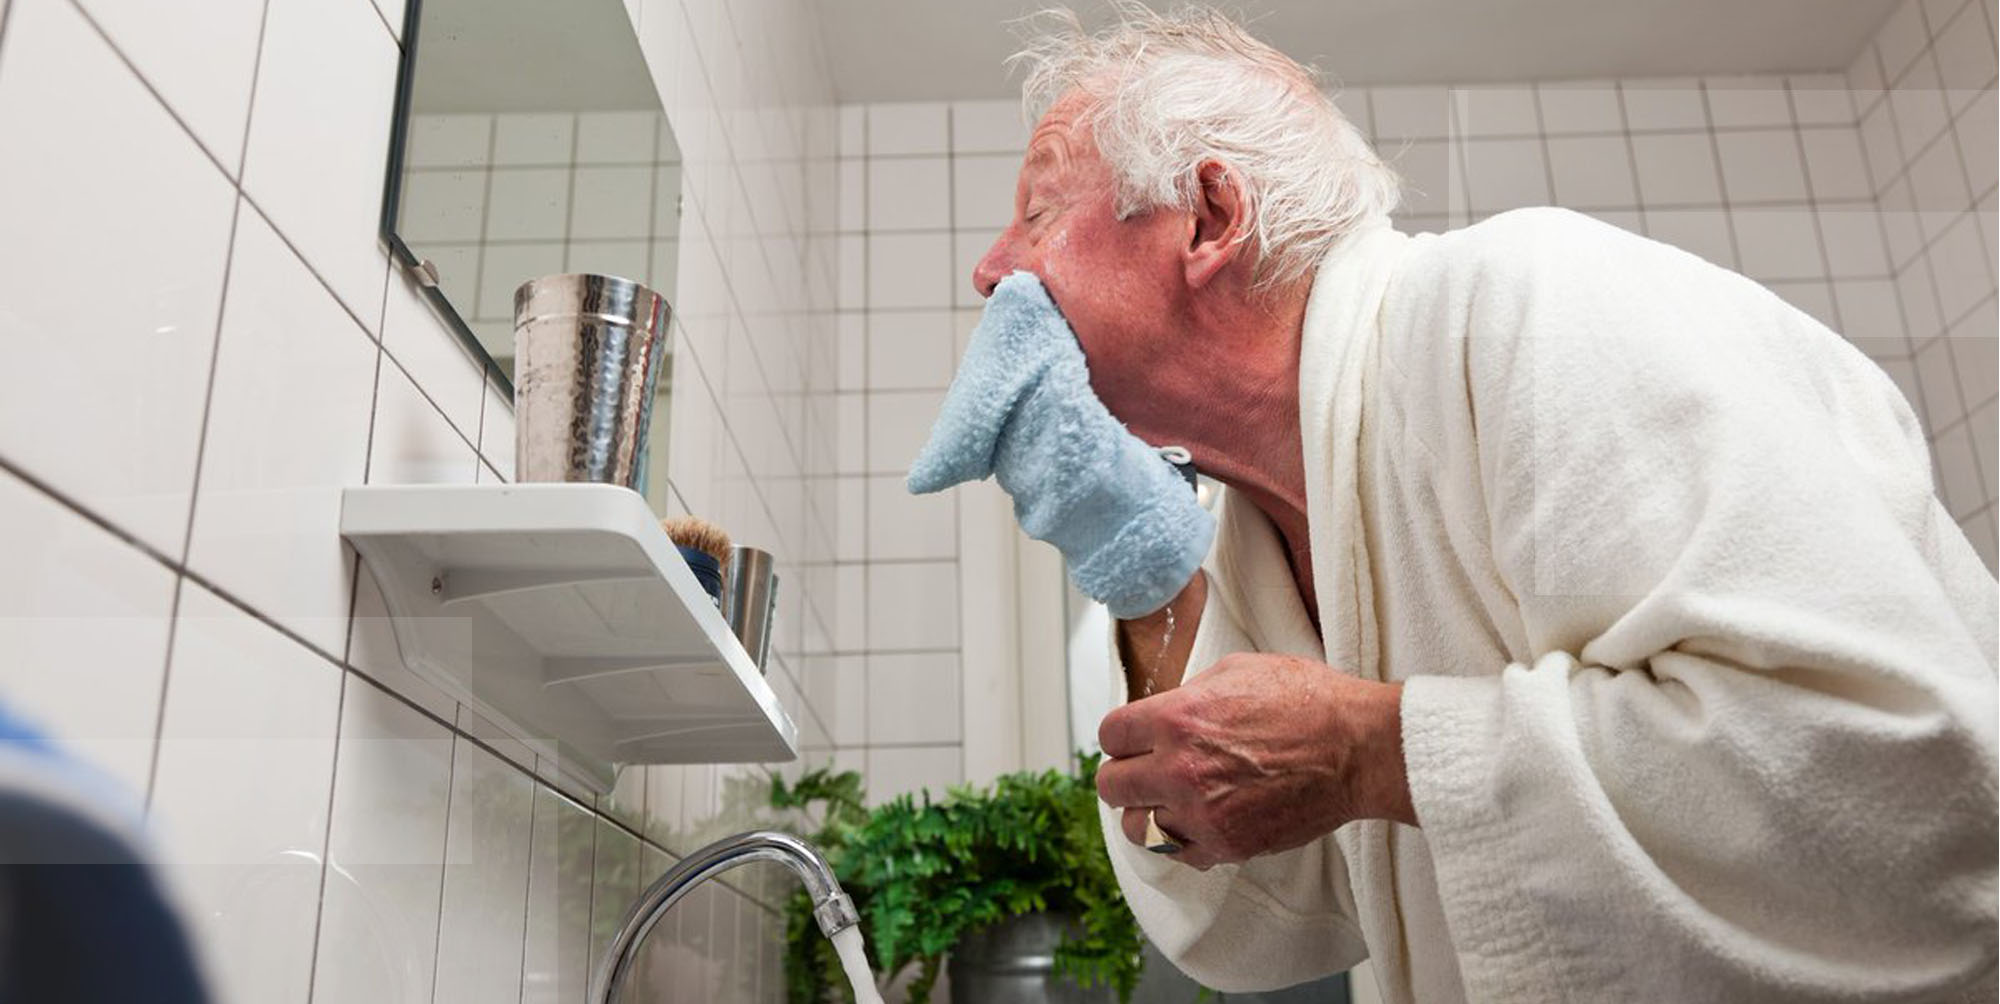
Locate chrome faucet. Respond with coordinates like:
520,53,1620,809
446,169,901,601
588,829,860,1004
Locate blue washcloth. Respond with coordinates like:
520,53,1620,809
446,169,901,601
907,272,1214,618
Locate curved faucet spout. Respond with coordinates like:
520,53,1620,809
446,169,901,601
589,829,859,1004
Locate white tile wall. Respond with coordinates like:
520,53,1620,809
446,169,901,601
0,0,838,997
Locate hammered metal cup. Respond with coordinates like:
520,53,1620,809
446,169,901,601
513,274,671,490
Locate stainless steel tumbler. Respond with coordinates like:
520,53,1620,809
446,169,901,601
513,274,671,490
720,546,778,672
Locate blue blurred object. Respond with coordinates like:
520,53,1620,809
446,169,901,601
906,271,1214,619
0,705,208,1004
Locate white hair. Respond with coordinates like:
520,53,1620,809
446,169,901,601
1009,2,1400,291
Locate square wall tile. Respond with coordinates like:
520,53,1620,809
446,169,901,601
1631,133,1725,206
1645,210,1739,269
954,153,1022,231
431,735,537,1004
1387,138,1463,219
571,165,658,240
149,582,342,1004
495,113,576,166
1935,421,1985,517
521,785,597,1004
1820,203,1899,278
865,651,962,745
381,266,485,439
311,681,452,1004
951,99,1028,154
865,744,961,805
1876,0,1933,83
802,655,867,746
866,561,959,651
0,0,236,555
1546,135,1638,209
1789,76,1857,125
406,114,493,169
577,109,659,164
0,468,175,792
487,167,573,241
1930,214,1994,322
1834,277,1906,345
1731,208,1824,281
241,0,399,327
1536,81,1625,134
1452,86,1540,137
369,358,480,486
1620,78,1708,131
1916,332,1969,429
1715,130,1810,203
867,156,950,231
1799,127,1875,202
867,102,948,156
1889,56,1952,163
866,390,945,474
867,232,955,309
1704,77,1795,128
1461,138,1550,213
1954,88,1998,196
397,170,487,243
867,310,956,391
187,208,378,658
76,0,265,175
867,475,955,561
1369,85,1450,142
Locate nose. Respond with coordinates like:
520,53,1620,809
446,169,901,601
971,234,1012,299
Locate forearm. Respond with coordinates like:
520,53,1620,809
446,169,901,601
1115,570,1208,699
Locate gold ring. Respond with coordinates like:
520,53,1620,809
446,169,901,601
1144,809,1183,855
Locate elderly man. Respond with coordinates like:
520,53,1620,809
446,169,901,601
907,5,1997,1002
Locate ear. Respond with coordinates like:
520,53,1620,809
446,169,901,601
1184,160,1250,289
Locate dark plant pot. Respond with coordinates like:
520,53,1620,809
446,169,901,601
947,912,1115,1004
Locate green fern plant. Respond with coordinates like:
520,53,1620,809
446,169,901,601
770,755,1144,1003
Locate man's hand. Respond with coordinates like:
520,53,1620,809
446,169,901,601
1096,653,1416,869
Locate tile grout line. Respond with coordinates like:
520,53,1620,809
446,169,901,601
424,732,461,1004
511,783,539,1004
1697,80,1749,272
1786,77,1848,333
299,668,350,1004
140,574,186,815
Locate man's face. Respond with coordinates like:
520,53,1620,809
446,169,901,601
971,94,1188,437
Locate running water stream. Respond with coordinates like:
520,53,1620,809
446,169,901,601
831,926,886,1004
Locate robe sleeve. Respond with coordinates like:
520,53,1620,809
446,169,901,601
1097,510,1371,992
1397,210,1999,1002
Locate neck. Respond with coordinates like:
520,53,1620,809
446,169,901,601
1138,277,1319,610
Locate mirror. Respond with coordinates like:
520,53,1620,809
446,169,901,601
380,0,682,499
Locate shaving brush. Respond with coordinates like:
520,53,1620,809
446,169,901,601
660,515,731,606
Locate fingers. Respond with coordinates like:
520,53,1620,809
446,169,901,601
1094,753,1180,809
1098,700,1160,758
1120,806,1150,848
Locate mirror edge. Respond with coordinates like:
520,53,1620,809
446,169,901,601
377,0,517,399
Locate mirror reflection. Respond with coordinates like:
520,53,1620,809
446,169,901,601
387,0,682,386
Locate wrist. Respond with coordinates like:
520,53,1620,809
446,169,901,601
1355,682,1418,826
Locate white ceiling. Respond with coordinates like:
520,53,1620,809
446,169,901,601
816,0,1901,104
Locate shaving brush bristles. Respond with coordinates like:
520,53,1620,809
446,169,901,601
660,515,733,570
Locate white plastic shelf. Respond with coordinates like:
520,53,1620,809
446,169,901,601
340,483,798,794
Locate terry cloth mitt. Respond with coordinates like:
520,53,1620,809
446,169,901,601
907,271,1214,619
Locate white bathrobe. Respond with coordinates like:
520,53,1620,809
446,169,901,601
1099,208,1999,1003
